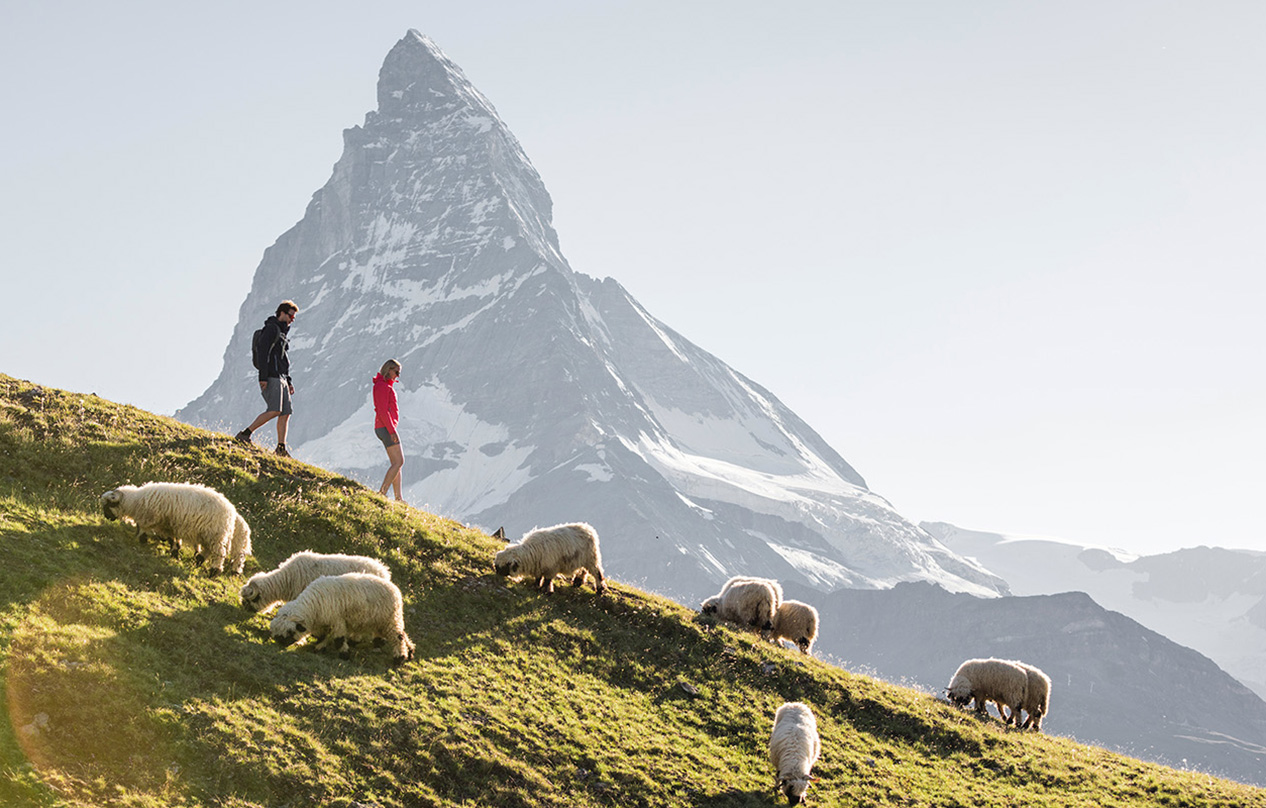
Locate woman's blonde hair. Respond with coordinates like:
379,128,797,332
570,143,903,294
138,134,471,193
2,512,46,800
380,359,402,376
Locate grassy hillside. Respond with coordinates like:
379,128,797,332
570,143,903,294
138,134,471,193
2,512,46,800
0,372,1262,808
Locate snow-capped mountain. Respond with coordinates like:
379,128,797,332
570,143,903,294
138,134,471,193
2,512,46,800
176,30,1005,604
926,522,1266,701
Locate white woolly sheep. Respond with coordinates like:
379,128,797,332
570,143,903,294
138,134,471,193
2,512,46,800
701,576,780,630
269,573,415,664
700,576,781,615
240,550,391,613
493,522,606,594
769,600,820,655
946,658,1029,726
769,701,821,805
719,575,784,606
1014,661,1051,731
101,482,250,575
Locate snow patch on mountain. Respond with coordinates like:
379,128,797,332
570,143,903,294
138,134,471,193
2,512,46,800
299,377,535,516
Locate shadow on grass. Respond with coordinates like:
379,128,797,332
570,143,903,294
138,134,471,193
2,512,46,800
690,787,775,807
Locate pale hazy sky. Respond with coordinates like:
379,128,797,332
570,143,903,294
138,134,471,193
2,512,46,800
2,2,1263,556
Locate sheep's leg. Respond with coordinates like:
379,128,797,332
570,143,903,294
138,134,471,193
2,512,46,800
335,637,352,660
592,568,607,594
169,537,181,559
312,619,347,652
571,571,587,588
538,576,555,594
205,533,229,576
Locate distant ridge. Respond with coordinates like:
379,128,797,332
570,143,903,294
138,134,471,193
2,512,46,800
177,31,1006,603
801,579,1266,787
927,521,1266,701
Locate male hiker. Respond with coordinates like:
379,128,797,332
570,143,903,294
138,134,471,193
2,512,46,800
235,300,299,457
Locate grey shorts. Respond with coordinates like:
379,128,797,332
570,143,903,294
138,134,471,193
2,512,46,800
375,427,400,447
260,378,292,416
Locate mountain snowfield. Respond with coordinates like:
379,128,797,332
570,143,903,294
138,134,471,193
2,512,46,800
926,522,1266,701
176,30,1005,604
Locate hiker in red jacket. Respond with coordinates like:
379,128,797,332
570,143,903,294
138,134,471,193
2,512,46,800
374,359,405,502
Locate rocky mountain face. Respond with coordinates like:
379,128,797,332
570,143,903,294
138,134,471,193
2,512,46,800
926,522,1266,701
794,580,1266,787
176,31,1006,604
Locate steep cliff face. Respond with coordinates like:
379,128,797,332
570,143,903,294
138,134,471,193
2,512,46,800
178,31,1006,603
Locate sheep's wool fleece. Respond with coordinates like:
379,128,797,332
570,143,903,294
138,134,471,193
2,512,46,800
272,573,407,645
770,702,821,791
242,550,390,611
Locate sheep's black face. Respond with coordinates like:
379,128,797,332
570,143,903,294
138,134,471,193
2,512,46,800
271,619,307,647
494,559,519,577
778,778,810,805
101,494,121,521
948,691,972,708
240,585,261,612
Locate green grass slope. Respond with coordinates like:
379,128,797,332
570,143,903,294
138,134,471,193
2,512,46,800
1,373,1262,808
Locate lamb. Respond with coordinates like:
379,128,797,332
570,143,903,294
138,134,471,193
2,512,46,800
700,576,781,630
946,658,1029,726
269,573,414,664
769,600,820,655
769,702,821,805
240,550,391,614
101,482,251,575
493,522,606,594
1014,661,1052,731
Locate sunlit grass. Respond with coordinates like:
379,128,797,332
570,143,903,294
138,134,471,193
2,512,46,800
1,373,1262,807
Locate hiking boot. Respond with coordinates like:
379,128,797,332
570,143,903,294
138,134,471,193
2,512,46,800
234,429,253,444
275,444,291,458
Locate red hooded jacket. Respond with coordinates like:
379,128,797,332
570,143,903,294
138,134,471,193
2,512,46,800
372,373,398,433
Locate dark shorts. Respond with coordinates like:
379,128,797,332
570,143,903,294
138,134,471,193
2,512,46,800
375,427,400,447
261,378,292,416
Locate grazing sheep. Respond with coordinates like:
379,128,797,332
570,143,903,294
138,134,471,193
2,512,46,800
721,575,784,606
770,600,820,655
100,482,249,575
493,522,606,594
240,550,391,613
1014,661,1052,731
269,573,414,664
946,658,1029,726
769,702,821,805
701,577,780,630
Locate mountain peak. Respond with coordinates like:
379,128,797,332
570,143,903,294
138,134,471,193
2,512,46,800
179,32,1008,606
377,30,474,116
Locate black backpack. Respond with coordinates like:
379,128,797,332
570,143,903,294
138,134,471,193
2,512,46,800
251,326,270,371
